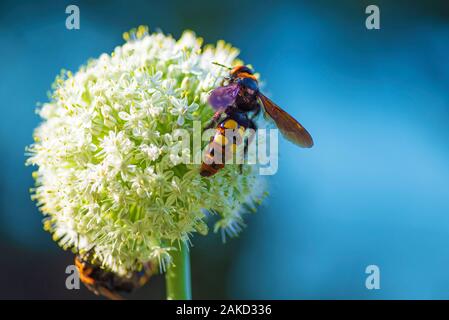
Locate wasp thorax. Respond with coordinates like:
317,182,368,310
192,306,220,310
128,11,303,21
231,65,254,77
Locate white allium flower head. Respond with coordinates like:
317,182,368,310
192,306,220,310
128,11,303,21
27,26,266,276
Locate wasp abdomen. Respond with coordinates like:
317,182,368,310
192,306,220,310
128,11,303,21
200,117,248,177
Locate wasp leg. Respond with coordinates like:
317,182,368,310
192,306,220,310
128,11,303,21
220,76,231,86
203,111,224,132
98,287,125,300
251,105,262,120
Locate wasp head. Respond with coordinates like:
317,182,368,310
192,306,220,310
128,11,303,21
230,65,255,78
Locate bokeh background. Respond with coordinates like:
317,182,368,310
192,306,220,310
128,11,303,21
1,0,449,299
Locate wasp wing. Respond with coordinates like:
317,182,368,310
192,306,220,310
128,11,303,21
208,83,240,111
258,93,314,148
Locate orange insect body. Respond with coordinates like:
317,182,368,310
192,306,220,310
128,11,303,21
74,255,153,300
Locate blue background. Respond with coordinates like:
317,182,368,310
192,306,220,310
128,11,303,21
1,0,449,299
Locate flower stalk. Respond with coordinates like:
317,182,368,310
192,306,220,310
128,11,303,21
165,241,192,300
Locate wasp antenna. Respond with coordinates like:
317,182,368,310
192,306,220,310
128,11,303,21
212,62,232,70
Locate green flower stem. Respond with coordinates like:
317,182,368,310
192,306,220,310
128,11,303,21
165,241,192,300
